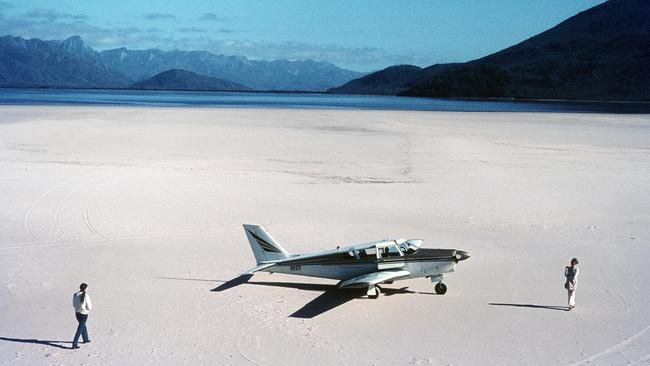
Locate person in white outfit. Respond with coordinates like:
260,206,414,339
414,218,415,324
72,283,92,349
564,258,579,311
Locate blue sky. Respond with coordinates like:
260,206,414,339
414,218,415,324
0,1,604,72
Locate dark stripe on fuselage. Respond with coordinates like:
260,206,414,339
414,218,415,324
281,248,457,266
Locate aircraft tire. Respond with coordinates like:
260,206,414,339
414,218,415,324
435,282,447,295
368,286,380,299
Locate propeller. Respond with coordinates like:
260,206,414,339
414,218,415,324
454,250,471,262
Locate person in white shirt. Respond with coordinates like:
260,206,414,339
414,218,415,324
564,258,579,311
72,283,92,349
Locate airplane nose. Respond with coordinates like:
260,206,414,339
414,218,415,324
455,250,471,262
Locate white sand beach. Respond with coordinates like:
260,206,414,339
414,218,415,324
0,106,649,365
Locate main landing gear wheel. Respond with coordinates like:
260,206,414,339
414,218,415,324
435,282,447,295
367,286,380,299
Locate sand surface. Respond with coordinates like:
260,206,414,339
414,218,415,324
0,106,649,365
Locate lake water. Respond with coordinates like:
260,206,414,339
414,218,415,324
1,88,649,113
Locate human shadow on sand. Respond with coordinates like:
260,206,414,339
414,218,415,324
489,303,568,311
0,337,73,349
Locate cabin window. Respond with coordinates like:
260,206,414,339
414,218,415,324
346,250,360,260
360,248,376,258
377,244,402,258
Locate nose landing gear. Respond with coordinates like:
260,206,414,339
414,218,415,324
429,275,447,295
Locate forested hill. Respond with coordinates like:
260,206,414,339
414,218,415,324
132,69,250,91
331,0,650,101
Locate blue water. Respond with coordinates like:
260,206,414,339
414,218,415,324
1,88,649,113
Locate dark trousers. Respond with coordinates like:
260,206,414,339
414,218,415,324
73,312,89,346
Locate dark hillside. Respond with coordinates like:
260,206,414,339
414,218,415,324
132,69,250,91
331,0,650,101
404,0,650,100
328,65,423,95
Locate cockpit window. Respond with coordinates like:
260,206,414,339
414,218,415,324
353,240,421,260
399,240,421,255
383,245,402,257
375,243,403,259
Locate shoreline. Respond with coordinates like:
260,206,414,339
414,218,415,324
2,86,650,105
2,88,650,114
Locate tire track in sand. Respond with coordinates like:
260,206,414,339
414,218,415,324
596,271,634,315
81,168,214,245
566,267,649,365
236,312,278,366
569,324,650,365
23,174,88,241
83,168,141,242
54,169,121,240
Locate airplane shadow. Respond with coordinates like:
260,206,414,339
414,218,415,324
0,337,73,349
489,303,568,311
212,278,364,318
210,274,254,292
220,281,420,319
158,275,432,318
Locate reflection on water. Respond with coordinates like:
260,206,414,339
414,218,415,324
1,88,649,113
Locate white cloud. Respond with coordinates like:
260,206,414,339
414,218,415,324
23,8,88,22
143,13,175,20
196,39,422,71
198,13,228,22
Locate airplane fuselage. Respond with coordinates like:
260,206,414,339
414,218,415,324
263,248,462,282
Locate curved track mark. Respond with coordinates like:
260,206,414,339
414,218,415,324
83,169,140,242
236,315,276,366
54,169,118,239
596,271,634,315
570,324,650,366
24,174,88,241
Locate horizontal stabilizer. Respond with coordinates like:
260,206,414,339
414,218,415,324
338,270,410,289
242,263,276,275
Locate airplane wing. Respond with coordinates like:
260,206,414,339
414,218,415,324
338,270,410,289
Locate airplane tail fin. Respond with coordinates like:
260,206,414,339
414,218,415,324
243,224,290,264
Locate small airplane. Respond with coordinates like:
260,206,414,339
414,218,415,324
238,224,470,298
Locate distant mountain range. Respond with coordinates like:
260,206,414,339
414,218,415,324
0,35,131,88
330,0,650,101
0,35,363,91
133,69,250,91
100,48,362,91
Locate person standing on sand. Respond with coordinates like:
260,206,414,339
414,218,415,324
72,283,92,349
564,258,579,311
